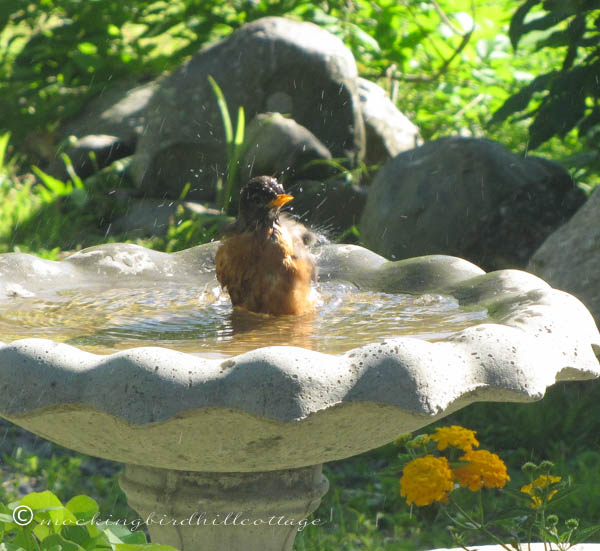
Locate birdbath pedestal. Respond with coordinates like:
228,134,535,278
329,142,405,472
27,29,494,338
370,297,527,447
0,243,598,551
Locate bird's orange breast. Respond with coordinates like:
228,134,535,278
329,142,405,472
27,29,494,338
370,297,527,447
215,225,315,316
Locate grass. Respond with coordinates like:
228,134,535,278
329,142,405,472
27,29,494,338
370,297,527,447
0,133,227,258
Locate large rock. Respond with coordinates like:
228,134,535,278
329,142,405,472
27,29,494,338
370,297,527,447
529,187,600,323
132,17,365,201
287,179,367,235
358,78,421,165
240,112,333,184
47,80,157,178
49,134,136,180
359,137,585,271
60,79,157,144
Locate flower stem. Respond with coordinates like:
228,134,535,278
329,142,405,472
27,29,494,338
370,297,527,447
449,496,516,551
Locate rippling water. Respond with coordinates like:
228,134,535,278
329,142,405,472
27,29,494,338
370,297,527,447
0,281,489,357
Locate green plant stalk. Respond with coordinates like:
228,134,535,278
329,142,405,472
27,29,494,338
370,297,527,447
0,132,10,172
222,104,245,212
208,75,246,213
448,496,515,551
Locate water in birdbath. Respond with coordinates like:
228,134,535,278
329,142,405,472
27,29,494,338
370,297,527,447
0,281,489,357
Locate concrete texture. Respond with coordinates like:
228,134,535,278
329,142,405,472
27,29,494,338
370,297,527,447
0,243,598,472
120,464,328,551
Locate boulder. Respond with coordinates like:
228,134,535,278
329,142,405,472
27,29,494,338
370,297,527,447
45,79,157,179
359,137,585,271
240,113,333,184
131,17,365,201
529,187,600,323
111,199,225,238
61,79,158,145
49,134,136,180
358,78,421,166
287,179,367,236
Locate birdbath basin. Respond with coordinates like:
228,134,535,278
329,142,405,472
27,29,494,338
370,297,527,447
0,242,599,551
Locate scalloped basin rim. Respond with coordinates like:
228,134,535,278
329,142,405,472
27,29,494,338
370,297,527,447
0,243,599,471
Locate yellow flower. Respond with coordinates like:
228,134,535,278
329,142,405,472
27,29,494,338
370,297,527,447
400,455,454,506
431,425,479,452
453,449,510,491
520,475,562,508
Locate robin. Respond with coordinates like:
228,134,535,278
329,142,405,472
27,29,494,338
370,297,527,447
215,176,317,315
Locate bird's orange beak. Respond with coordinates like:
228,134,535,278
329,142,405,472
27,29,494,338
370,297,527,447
267,193,294,208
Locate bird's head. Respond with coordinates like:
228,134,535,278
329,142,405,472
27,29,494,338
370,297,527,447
237,176,294,230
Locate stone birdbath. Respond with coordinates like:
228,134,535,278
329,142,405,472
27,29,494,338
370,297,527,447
0,242,598,551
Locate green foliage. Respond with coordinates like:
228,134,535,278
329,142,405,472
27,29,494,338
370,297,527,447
145,204,232,253
0,490,175,551
0,133,136,256
0,0,251,143
490,0,600,175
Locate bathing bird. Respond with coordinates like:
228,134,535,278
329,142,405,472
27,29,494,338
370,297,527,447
215,176,316,315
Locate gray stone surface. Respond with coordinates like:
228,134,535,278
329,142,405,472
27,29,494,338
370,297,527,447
60,79,158,145
131,17,365,201
358,78,421,165
0,243,598,471
110,199,226,238
241,113,333,183
45,79,157,179
359,137,586,271
529,186,600,323
287,178,368,234
121,465,328,551
49,134,135,180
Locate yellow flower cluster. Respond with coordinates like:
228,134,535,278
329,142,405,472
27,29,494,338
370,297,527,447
431,425,479,452
400,425,510,506
453,449,511,491
520,475,562,508
400,455,454,506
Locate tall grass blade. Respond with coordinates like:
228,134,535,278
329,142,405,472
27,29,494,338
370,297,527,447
32,166,70,198
0,132,10,172
222,105,246,211
207,75,233,153
60,153,84,190
234,105,245,147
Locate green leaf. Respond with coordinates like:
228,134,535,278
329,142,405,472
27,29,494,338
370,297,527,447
61,525,94,548
578,107,600,135
17,491,77,529
233,105,245,147
571,524,600,544
65,496,98,524
207,75,233,147
60,153,84,190
562,13,587,69
179,182,191,200
519,11,575,42
119,530,147,545
77,42,98,55
32,166,71,197
529,94,586,148
0,131,10,171
40,533,82,551
113,545,177,551
509,0,542,48
489,71,556,125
